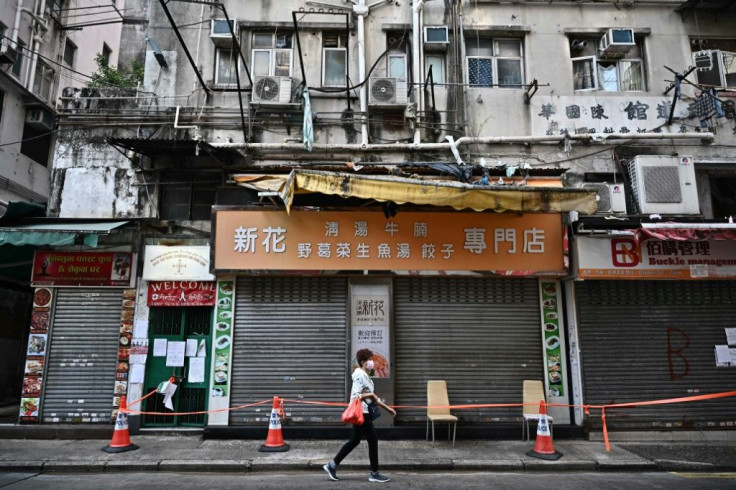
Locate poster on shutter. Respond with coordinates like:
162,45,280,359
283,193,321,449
539,280,565,397
351,285,391,378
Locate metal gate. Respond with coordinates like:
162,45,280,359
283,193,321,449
394,277,543,424
229,277,348,425
41,288,122,423
576,280,736,429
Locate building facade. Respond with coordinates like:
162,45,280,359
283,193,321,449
17,0,736,432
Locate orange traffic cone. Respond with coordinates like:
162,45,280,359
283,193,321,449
102,395,139,453
259,396,290,452
526,400,562,460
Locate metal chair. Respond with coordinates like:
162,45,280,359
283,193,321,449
522,379,554,441
426,380,457,446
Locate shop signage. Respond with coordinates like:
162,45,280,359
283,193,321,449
213,210,564,273
577,236,736,279
351,283,391,378
142,245,215,281
147,281,217,307
31,252,134,287
211,280,235,399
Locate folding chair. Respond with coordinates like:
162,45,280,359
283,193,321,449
426,380,457,446
522,379,554,441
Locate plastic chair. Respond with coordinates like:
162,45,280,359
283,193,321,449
426,380,457,445
522,380,554,441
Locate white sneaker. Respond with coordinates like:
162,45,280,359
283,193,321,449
323,463,339,481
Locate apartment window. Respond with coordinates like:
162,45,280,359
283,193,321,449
692,39,736,88
425,54,445,84
101,43,112,65
32,60,54,101
466,37,523,88
159,173,220,221
251,32,292,77
215,47,238,86
571,36,645,91
63,38,76,67
11,40,24,78
322,33,347,87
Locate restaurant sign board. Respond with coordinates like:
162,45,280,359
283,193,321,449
31,251,135,287
142,245,215,281
214,210,564,274
147,281,217,307
576,235,736,279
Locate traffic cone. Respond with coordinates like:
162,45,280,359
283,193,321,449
526,400,562,460
102,395,139,453
259,396,290,452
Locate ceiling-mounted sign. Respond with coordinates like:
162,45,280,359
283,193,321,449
147,281,217,307
142,245,215,281
31,252,135,287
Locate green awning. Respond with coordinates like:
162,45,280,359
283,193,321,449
0,221,129,247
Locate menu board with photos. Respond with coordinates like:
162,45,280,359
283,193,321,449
19,288,53,423
540,280,564,398
211,281,234,398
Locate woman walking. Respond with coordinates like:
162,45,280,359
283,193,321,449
324,348,396,483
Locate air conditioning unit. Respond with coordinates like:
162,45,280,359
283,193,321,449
251,76,292,104
424,26,449,44
210,19,238,45
628,155,700,215
25,109,54,131
598,28,635,58
0,38,17,65
368,77,408,106
582,183,627,214
694,50,736,88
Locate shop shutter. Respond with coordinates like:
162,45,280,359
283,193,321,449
576,280,736,429
230,277,348,425
394,277,543,424
42,288,123,423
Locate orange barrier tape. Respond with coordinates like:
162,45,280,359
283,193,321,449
125,388,158,409
121,399,271,416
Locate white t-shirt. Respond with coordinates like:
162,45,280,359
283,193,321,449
350,367,374,414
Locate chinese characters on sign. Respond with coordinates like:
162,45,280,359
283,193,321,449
215,211,563,273
530,96,714,137
351,284,391,378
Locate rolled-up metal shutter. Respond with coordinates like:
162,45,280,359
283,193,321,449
42,288,122,423
230,277,348,425
576,280,736,430
394,277,543,424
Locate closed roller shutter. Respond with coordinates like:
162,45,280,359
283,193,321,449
230,277,348,425
42,288,122,423
394,277,543,424
576,280,736,430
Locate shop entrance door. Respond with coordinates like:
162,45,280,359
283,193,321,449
142,307,212,427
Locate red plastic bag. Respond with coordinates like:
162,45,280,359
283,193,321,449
341,397,364,425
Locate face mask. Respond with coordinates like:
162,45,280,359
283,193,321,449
364,360,375,371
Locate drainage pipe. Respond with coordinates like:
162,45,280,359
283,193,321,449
412,0,425,144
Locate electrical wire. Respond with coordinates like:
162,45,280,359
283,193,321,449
0,128,63,147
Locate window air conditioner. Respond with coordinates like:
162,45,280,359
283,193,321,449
581,183,627,214
368,78,408,106
251,76,292,104
424,26,449,44
0,38,17,65
25,109,54,131
628,155,700,215
598,28,635,58
210,19,238,45
693,50,736,88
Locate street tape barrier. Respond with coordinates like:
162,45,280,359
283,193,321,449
121,383,736,452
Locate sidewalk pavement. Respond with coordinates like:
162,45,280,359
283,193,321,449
1,435,736,473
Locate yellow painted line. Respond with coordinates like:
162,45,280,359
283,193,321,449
670,472,736,479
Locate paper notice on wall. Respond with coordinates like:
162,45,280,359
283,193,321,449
197,339,207,357
134,319,149,338
725,328,736,346
166,341,186,367
715,345,732,367
185,339,198,357
189,357,205,383
163,382,178,410
130,364,145,384
153,338,167,357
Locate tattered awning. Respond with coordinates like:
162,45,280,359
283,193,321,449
0,221,129,247
269,170,597,214
633,223,736,242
